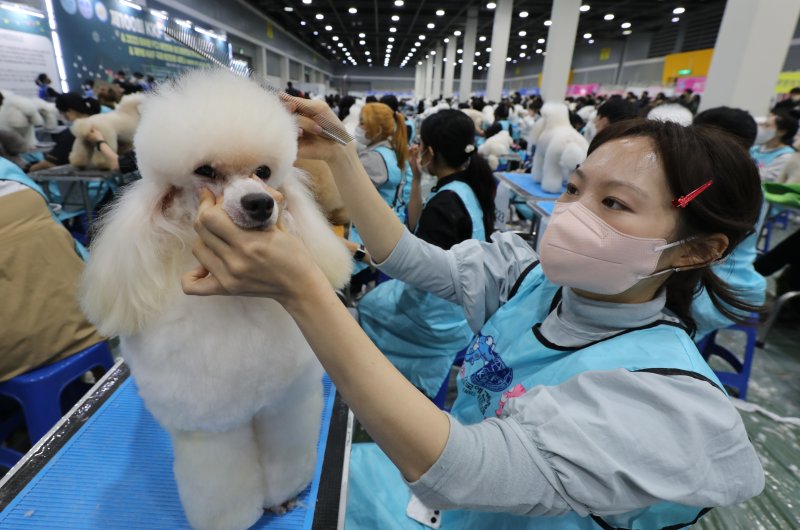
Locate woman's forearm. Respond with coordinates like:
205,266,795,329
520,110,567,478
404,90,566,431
327,149,405,262
407,178,423,232
97,142,120,171
286,274,450,481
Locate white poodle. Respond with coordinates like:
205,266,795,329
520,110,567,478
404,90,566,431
530,102,589,193
69,92,146,169
647,103,694,126
0,91,44,150
31,98,60,131
80,69,352,530
478,129,514,171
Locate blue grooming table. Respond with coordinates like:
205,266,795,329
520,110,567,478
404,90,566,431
0,361,349,529
495,172,565,202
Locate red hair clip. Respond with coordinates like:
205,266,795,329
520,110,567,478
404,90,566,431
672,180,713,208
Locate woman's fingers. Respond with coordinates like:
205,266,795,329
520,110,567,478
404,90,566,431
181,264,227,296
296,114,324,135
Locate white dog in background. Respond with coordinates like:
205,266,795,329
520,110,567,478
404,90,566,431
0,91,44,150
530,102,589,193
478,129,514,171
80,69,352,530
69,92,146,169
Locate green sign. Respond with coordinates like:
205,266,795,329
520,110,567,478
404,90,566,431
678,69,692,76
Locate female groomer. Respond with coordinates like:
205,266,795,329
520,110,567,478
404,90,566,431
183,101,764,529
357,109,496,398
350,102,412,281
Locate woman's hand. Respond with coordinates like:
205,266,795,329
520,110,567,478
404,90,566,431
86,127,104,144
282,97,358,163
181,188,328,309
408,144,422,181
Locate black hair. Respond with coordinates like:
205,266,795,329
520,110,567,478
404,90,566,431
287,81,293,88
569,110,585,131
420,109,496,239
338,95,355,121
36,73,49,85
494,103,509,120
380,94,399,112
55,92,101,116
590,119,764,335
693,106,757,149
791,87,800,95
365,95,378,103
597,96,639,123
458,102,470,109
83,79,95,88
147,75,155,83
116,70,126,76
133,72,144,78
772,109,799,145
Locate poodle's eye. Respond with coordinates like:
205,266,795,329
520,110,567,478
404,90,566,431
194,165,216,179
255,165,271,180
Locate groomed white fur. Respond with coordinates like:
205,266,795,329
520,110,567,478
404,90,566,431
80,69,352,530
0,91,44,150
478,129,514,171
530,102,589,193
70,93,145,169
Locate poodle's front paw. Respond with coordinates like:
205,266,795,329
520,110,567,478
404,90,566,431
268,497,300,515
184,496,264,530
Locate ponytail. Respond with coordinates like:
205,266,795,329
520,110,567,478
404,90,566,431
391,111,409,171
462,150,496,240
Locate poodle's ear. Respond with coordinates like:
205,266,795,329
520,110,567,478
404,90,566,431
281,168,352,289
80,181,187,336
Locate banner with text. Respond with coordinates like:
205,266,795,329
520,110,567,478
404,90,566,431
53,0,228,90
0,9,58,98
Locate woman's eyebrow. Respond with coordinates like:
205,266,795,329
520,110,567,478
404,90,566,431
575,167,648,197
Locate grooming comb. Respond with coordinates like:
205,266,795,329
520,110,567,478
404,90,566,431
164,24,353,145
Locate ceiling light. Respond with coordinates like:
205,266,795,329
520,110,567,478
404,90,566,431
411,47,417,51
458,59,463,63
427,23,435,29
518,30,526,36
365,51,370,55
673,7,685,14
538,38,545,44
332,35,339,41
301,20,306,25
580,4,590,12
454,30,462,36
391,15,399,21
284,6,293,11
389,27,397,32
349,7,358,14
521,44,527,49
430,50,435,55
475,51,481,56
315,13,324,20
419,35,426,40
535,48,542,53
519,52,525,57
415,41,421,46
478,66,483,70
588,39,594,43
359,39,365,44
486,47,492,52
337,42,343,46
358,32,365,38
604,13,614,20
325,25,332,30
388,36,395,41
302,0,311,4
457,48,462,53
436,9,445,16
444,38,449,43
621,22,631,28
583,33,592,38
506,57,511,62
473,61,477,65
672,17,680,22
486,2,496,9
313,30,319,35
544,20,552,26
418,61,422,65
519,11,529,18
486,62,490,67
622,29,632,35
394,0,404,5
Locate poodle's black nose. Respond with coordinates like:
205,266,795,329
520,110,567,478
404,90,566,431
241,194,274,222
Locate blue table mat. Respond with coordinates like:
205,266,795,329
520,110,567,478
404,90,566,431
0,374,336,530
499,172,565,199
535,200,555,215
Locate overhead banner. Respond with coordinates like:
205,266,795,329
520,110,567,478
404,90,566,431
0,8,58,98
53,0,229,90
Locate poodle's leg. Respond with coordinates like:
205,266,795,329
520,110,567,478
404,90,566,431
68,139,91,168
531,146,545,182
541,144,566,193
253,369,324,510
170,424,266,530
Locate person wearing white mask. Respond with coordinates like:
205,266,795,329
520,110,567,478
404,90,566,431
750,110,798,181
183,106,765,529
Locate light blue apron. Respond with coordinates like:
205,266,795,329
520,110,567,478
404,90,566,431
749,144,795,181
358,181,485,397
350,145,412,273
349,263,722,530
498,119,520,141
0,158,88,260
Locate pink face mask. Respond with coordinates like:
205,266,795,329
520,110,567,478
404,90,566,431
539,201,686,295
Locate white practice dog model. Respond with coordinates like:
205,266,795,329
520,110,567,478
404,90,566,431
80,69,352,530
0,91,44,150
69,92,146,169
478,129,514,171
530,102,589,193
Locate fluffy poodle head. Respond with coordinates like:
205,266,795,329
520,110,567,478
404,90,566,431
647,103,693,127
134,69,298,229
540,102,570,125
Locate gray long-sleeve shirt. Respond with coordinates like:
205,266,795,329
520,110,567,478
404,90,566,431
372,229,764,517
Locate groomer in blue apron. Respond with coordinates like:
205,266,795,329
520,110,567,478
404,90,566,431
358,110,495,397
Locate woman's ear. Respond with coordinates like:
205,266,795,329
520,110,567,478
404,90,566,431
672,234,729,269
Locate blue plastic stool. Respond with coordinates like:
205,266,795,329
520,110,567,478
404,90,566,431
0,342,114,467
696,323,758,400
432,348,467,411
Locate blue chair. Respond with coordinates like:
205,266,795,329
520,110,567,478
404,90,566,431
696,323,758,400
432,348,467,411
0,342,114,467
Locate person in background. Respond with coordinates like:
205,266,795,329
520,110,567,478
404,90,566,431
356,109,496,399
691,106,766,340
96,84,122,113
381,93,415,145
678,88,701,114
594,96,639,134
28,93,100,172
82,79,95,99
365,95,378,103
750,110,798,181
484,103,515,140
285,81,301,97
84,127,138,175
35,73,59,101
773,87,800,114
132,72,150,91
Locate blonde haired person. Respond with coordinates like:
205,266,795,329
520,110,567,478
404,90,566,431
350,102,412,275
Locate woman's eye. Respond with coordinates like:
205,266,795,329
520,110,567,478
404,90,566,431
602,197,629,211
566,183,579,195
255,165,271,180
194,165,216,178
